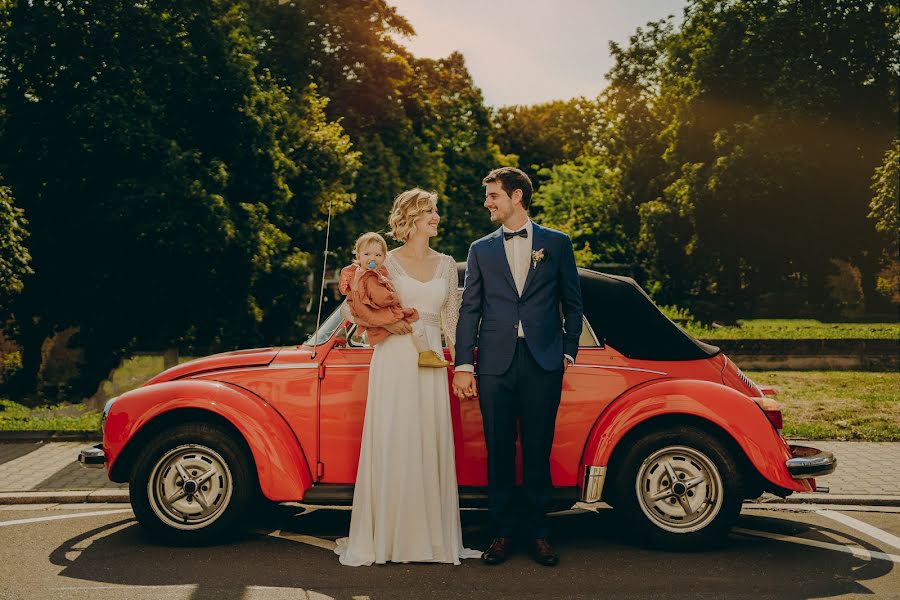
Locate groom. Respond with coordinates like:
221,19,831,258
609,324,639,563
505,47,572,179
453,167,583,566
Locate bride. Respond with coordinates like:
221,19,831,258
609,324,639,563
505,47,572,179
335,188,481,566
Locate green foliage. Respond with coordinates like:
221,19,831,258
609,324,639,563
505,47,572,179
254,3,506,262
869,139,900,235
0,0,358,399
658,304,697,326
689,1,893,308
492,98,600,186
0,0,513,402
0,398,101,431
2,0,897,405
589,0,899,313
0,181,31,312
531,155,629,267
686,319,900,340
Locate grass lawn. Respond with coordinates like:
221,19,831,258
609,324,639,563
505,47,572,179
683,319,900,340
0,399,101,431
748,370,900,441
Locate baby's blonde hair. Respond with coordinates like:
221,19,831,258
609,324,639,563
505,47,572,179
353,231,388,258
388,188,438,242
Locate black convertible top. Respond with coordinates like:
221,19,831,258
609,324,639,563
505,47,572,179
456,264,719,361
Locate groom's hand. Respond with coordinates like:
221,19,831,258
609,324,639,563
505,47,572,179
452,371,477,399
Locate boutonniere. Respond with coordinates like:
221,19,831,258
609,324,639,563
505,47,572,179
531,248,545,269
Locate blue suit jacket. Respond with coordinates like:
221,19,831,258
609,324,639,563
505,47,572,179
455,222,584,375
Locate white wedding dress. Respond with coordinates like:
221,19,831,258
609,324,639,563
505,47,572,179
335,252,482,566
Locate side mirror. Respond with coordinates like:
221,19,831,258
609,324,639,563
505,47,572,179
334,324,349,348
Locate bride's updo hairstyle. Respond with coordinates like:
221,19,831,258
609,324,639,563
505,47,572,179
388,188,438,242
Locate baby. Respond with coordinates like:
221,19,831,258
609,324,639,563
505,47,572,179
339,232,449,368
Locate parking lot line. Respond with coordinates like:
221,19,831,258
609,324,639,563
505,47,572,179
0,508,132,527
733,527,900,564
816,509,900,552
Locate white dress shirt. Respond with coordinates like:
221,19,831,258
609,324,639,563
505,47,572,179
456,219,573,373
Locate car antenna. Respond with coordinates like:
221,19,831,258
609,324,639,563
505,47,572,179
310,198,333,359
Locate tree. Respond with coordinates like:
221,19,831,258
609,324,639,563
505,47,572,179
592,0,899,314
531,155,627,268
870,139,900,238
254,3,510,260
0,0,357,400
493,98,600,187
403,52,514,258
0,181,31,314
869,138,900,304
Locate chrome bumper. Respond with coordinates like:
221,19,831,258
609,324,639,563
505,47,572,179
78,444,105,468
786,444,836,479
581,465,607,503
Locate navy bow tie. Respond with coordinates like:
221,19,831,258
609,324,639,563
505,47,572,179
503,228,528,241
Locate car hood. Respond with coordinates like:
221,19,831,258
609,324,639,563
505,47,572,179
144,347,281,386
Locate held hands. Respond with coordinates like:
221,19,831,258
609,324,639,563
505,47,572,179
452,371,478,400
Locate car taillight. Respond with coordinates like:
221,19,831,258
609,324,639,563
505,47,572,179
757,396,783,435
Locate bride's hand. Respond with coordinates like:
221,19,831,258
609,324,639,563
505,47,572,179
383,321,412,335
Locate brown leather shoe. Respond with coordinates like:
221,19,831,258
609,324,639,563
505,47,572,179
482,537,511,565
532,538,559,566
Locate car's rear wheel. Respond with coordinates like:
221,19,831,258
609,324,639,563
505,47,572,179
130,422,255,545
614,426,743,550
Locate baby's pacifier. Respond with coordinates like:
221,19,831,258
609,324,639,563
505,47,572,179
367,260,378,269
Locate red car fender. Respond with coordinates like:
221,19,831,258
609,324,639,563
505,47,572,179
104,380,313,501
580,379,810,493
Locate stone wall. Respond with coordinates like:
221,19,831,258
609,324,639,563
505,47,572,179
705,338,899,370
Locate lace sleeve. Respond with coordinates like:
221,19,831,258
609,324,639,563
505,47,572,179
440,255,461,346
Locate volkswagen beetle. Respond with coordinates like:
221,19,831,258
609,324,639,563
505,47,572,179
79,267,835,548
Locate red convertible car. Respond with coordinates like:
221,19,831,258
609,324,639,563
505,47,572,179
80,268,835,549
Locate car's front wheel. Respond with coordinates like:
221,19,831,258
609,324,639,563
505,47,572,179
614,426,743,550
130,422,256,545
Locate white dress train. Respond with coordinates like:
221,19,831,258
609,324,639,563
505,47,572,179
335,253,481,566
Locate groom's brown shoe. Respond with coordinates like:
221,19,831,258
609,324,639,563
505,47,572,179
532,538,559,566
482,537,511,565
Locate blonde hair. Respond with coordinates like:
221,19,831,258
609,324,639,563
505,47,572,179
353,231,388,258
388,188,438,242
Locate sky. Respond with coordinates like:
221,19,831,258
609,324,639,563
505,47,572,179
388,0,687,107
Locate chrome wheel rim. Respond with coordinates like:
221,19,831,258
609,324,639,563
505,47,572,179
147,444,233,531
635,445,724,533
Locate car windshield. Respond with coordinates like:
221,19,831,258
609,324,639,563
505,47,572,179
304,304,345,346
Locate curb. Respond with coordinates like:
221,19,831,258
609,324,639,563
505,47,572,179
752,494,900,507
0,490,129,504
0,431,99,443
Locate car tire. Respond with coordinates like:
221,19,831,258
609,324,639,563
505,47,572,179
130,422,256,545
613,426,743,550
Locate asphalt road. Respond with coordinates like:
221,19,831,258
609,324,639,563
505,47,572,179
1,502,898,600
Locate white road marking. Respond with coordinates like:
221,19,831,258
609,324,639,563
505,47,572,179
0,508,132,527
53,585,345,599
816,509,900,552
51,585,196,591
743,503,900,514
733,527,900,564
245,587,336,599
258,528,338,551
